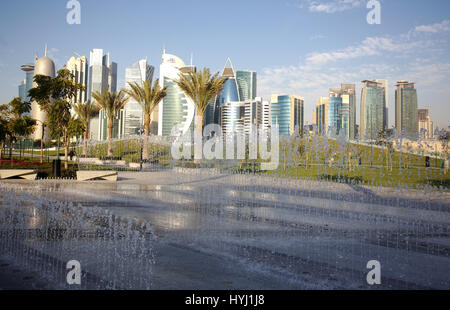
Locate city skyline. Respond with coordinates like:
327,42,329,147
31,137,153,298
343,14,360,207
1,0,449,130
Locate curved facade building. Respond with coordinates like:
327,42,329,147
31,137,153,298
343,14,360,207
158,51,195,136
31,53,55,141
271,94,304,136
206,58,241,128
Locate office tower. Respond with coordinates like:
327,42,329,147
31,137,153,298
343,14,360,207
315,97,329,135
360,80,386,140
242,97,269,136
87,49,118,140
18,62,35,103
311,108,316,125
66,55,88,107
395,81,418,139
270,94,304,136
123,59,155,136
158,50,196,136
418,108,434,139
328,84,356,139
236,70,257,101
206,58,241,129
375,79,389,129
30,48,55,141
220,101,245,136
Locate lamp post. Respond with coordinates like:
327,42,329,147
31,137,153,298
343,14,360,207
138,126,144,171
35,120,46,164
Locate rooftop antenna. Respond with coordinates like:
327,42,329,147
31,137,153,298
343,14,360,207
44,44,47,57
190,53,193,67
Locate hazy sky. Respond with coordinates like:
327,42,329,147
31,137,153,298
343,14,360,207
0,0,449,128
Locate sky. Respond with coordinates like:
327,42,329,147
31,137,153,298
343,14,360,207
0,0,449,128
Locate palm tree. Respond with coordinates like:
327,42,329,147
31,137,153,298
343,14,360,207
73,100,100,157
175,68,227,161
124,79,167,160
92,89,129,157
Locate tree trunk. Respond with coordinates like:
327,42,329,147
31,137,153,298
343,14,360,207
64,135,69,170
194,112,203,164
143,113,150,160
0,141,3,159
108,118,113,157
40,138,44,164
83,123,88,157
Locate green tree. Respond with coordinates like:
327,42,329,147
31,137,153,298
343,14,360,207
29,69,84,167
6,98,36,158
73,100,100,157
0,104,12,159
175,68,227,162
92,89,129,157
124,79,167,160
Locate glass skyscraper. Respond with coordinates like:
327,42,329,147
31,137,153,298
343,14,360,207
87,49,118,141
206,58,240,128
395,81,418,140
270,94,304,136
360,80,385,140
328,84,356,139
236,70,257,101
158,51,195,137
123,59,155,136
18,62,35,107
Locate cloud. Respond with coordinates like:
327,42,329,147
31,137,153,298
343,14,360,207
415,20,450,33
258,22,450,127
299,0,363,13
305,36,418,66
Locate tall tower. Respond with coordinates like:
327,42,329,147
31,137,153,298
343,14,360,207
30,48,56,141
158,51,196,136
395,81,418,139
19,62,35,103
328,84,355,139
123,59,155,136
66,55,89,107
360,80,386,140
87,49,118,140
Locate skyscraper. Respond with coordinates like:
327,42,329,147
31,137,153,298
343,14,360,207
315,97,329,135
123,59,155,136
236,70,257,101
87,49,118,140
360,80,386,140
395,81,418,139
158,51,196,136
375,79,389,129
18,62,35,104
206,58,241,129
30,49,55,141
418,108,434,139
270,94,304,136
66,55,88,107
328,84,356,139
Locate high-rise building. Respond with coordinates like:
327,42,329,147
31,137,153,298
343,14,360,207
18,62,35,104
123,59,155,136
242,97,270,136
395,81,418,139
270,94,304,136
375,79,389,129
30,48,55,141
315,97,329,135
418,108,434,139
220,101,245,136
66,55,89,107
158,50,196,136
87,49,118,140
236,70,257,101
328,84,356,139
206,58,241,129
360,80,386,140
